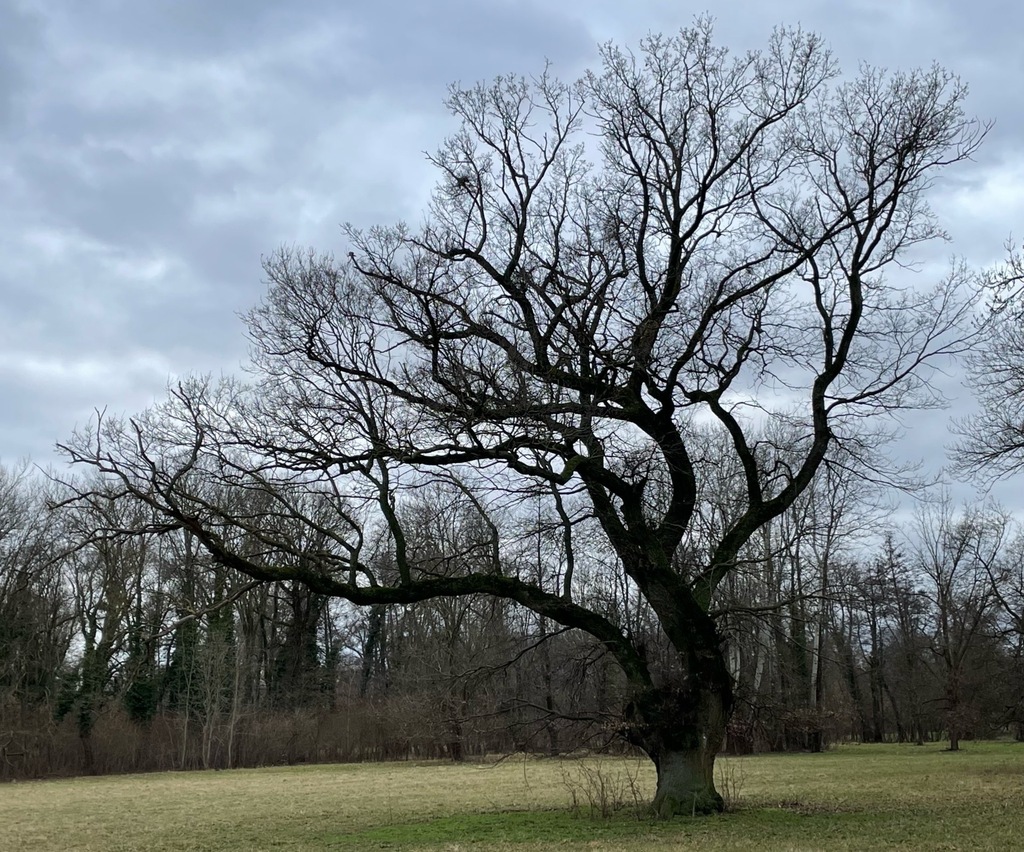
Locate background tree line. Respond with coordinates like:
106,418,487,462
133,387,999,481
3,456,1022,780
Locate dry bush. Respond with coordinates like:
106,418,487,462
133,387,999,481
560,755,647,819
715,758,745,811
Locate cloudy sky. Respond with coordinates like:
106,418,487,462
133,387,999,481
2,0,1022,507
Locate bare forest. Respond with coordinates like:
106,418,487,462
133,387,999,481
3,462,1024,779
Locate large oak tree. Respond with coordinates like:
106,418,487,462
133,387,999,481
62,23,989,814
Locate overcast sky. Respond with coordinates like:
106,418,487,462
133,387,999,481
2,0,1022,509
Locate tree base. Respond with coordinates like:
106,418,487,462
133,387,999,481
651,750,724,817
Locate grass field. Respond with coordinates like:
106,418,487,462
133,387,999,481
3,741,1023,850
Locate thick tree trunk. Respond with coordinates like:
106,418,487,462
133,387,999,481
611,583,735,817
623,652,732,817
653,746,721,816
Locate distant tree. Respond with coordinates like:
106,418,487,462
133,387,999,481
0,465,73,720
61,23,990,813
992,529,1024,739
872,532,931,744
954,249,1024,479
912,498,1009,750
56,484,155,772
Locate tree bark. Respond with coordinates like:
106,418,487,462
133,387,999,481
619,606,733,817
624,678,731,816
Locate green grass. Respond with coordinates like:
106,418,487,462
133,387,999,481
3,741,1023,850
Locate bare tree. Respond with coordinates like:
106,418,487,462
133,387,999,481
55,482,156,772
991,528,1024,739
60,23,990,813
912,498,1010,750
0,465,74,725
954,248,1024,480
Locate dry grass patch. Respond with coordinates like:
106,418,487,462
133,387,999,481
2,742,1023,850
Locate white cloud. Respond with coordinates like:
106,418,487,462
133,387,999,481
943,160,1024,237
0,349,171,387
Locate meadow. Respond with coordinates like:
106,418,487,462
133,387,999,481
2,741,1022,850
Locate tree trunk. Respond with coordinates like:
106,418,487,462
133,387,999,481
652,741,723,816
946,667,962,752
883,680,905,742
611,585,736,817
623,668,732,816
80,730,96,775
868,655,885,743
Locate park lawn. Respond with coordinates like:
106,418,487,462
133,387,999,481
1,741,1022,851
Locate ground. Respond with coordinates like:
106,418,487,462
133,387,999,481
2,741,1023,850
